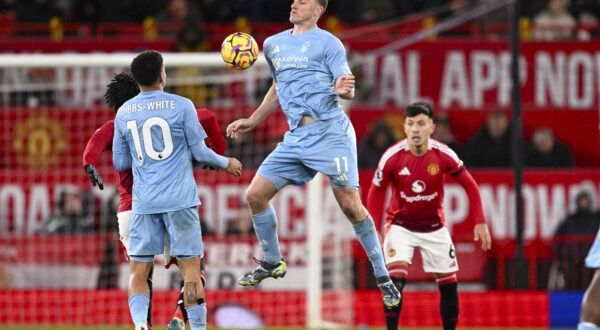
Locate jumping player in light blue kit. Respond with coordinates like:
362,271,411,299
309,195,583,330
113,51,242,330
579,229,600,330
226,0,400,307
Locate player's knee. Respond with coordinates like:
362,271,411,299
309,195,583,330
340,202,365,222
245,188,268,213
334,190,366,222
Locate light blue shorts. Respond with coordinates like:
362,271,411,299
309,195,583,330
257,114,359,190
129,206,203,262
586,229,600,268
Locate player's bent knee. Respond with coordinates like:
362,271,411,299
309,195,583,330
245,187,270,213
333,188,367,222
335,196,364,220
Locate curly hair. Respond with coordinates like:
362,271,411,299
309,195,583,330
104,72,140,113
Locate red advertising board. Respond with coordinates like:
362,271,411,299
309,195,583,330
347,40,600,111
2,166,599,242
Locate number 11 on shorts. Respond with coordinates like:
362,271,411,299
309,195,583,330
334,156,349,174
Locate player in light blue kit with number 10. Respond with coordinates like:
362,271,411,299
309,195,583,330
226,0,400,307
113,51,242,330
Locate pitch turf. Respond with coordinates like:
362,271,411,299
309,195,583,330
0,327,551,330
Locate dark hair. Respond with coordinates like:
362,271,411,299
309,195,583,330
104,72,140,113
406,102,434,119
130,50,163,87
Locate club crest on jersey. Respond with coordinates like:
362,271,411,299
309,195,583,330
301,40,310,52
411,180,426,193
388,249,396,257
427,163,440,176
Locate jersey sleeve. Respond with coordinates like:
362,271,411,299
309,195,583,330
324,36,352,79
112,117,132,171
440,145,464,176
196,108,226,155
454,168,487,224
182,99,208,146
82,120,114,168
367,154,394,233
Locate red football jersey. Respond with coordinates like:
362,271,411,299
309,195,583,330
82,108,226,214
370,139,463,233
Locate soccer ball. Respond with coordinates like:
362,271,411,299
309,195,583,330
221,32,259,70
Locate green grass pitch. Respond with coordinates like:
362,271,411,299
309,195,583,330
0,327,550,330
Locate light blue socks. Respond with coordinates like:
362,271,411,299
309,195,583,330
186,303,207,330
579,322,600,330
352,215,389,278
252,205,283,265
128,293,149,326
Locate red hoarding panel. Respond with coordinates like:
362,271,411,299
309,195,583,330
0,289,549,327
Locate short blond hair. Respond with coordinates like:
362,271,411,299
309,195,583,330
316,0,328,14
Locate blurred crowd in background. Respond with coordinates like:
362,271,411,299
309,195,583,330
1,0,599,42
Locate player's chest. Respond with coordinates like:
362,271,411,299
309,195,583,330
392,157,444,191
269,39,323,71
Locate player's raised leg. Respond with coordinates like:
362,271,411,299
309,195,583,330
332,187,400,307
238,175,287,286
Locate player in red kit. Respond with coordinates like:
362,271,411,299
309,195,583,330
367,103,492,330
82,73,226,330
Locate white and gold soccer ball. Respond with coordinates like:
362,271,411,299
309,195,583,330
221,32,259,70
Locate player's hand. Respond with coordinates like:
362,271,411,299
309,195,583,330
84,164,104,190
226,157,242,177
226,118,257,139
474,223,492,251
335,74,355,96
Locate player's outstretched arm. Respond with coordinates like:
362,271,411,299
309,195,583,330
226,79,280,139
453,168,492,250
335,74,355,99
367,183,386,235
189,140,231,170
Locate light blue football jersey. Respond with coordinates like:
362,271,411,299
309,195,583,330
586,227,600,268
113,90,206,214
263,26,352,130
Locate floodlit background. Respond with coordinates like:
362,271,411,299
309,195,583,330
0,0,599,328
